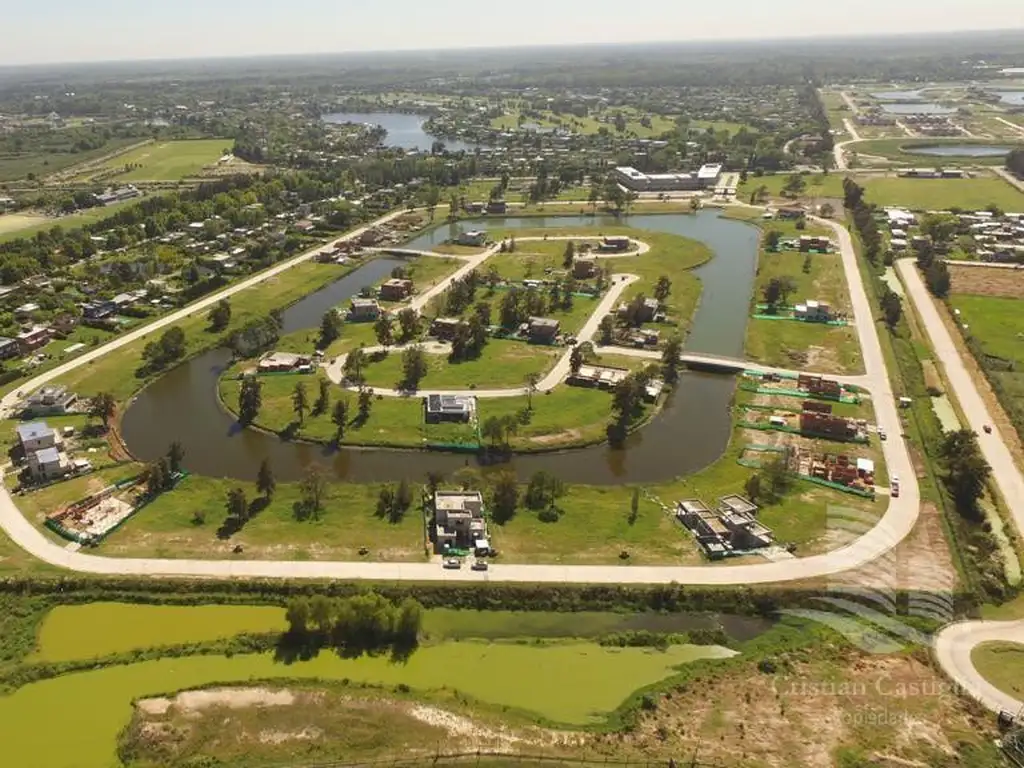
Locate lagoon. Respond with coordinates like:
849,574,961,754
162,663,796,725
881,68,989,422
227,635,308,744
322,111,479,153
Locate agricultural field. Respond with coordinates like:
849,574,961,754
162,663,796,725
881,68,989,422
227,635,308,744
858,175,1024,212
0,137,142,182
0,196,154,244
79,139,232,182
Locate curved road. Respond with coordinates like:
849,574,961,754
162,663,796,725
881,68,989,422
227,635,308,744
0,209,923,584
897,258,1024,714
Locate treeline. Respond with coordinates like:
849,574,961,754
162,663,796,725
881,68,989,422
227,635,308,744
282,592,422,658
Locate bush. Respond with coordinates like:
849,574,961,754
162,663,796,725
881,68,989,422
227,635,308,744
537,507,560,523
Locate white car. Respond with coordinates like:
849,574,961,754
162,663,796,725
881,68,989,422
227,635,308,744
443,557,462,570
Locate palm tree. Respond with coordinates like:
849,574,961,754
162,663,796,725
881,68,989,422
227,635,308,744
524,372,541,410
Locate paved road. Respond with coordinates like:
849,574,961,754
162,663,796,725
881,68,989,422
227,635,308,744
995,167,1024,194
995,117,1024,138
0,207,927,585
898,258,1024,713
834,119,864,172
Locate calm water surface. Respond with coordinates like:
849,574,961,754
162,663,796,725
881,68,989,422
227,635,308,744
122,211,759,484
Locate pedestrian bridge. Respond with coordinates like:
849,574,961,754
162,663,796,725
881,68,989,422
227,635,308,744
680,352,753,373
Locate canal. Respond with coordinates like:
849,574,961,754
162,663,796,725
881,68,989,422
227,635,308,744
120,210,759,485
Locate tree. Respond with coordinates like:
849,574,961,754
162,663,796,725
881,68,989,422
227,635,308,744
763,276,797,309
1008,147,1024,179
400,345,428,391
925,260,951,298
297,466,328,520
425,471,445,497
764,457,791,500
473,301,492,328
490,470,519,524
598,315,615,345
88,392,116,430
397,308,419,342
257,458,276,501
819,203,835,219
764,230,782,251
285,597,309,635
654,275,672,302
208,298,231,332
524,470,566,512
524,372,540,410
343,348,367,385
313,377,331,416
880,288,902,327
782,174,807,197
292,381,308,425
331,398,349,443
167,441,185,475
570,345,585,375
319,309,343,348
238,375,262,426
376,484,396,519
661,335,683,384
562,240,575,269
744,473,762,502
628,487,640,526
358,388,374,422
146,461,166,497
226,487,249,524
309,595,333,635
941,430,992,517
374,314,394,349
481,415,505,447
920,213,958,245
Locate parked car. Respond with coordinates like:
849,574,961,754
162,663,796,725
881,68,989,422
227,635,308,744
878,428,887,441
443,557,462,570
471,560,489,571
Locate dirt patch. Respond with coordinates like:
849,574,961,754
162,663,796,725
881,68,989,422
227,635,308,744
606,652,991,768
950,264,1024,299
258,727,323,745
408,704,580,750
530,428,582,445
137,687,295,716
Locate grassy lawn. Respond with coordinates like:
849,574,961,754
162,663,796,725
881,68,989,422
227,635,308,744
0,643,731,768
100,473,424,561
0,196,156,244
972,641,1024,701
738,173,846,201
84,139,231,182
0,212,47,236
361,340,561,391
858,175,1024,212
0,137,142,182
479,386,621,450
950,293,1024,426
51,262,349,405
487,227,709,339
219,371,429,448
743,218,863,375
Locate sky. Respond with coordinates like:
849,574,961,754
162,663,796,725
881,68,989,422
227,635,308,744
4,0,1023,66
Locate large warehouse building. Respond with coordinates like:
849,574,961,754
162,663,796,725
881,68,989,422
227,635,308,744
613,164,723,192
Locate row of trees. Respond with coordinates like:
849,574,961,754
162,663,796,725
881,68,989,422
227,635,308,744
283,591,423,658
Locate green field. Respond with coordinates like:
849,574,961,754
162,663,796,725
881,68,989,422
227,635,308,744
860,175,1024,212
88,139,231,181
739,173,846,201
0,137,142,182
0,643,731,767
362,339,560,391
972,642,1024,700
0,196,154,244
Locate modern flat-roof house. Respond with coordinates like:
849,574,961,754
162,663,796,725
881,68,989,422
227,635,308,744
456,230,488,247
424,394,476,424
486,200,507,214
22,386,78,417
16,421,57,453
258,352,313,373
799,236,831,252
27,446,72,481
618,298,660,323
430,317,467,340
0,336,19,360
599,236,632,252
528,317,560,344
573,257,598,278
433,490,487,553
379,278,414,302
677,495,771,559
94,185,141,206
794,300,833,323
570,364,630,390
348,298,381,321
16,325,52,354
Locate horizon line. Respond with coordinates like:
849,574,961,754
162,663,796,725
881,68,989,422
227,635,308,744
3,26,1024,71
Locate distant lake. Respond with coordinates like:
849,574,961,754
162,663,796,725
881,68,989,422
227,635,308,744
322,112,479,153
872,90,924,101
991,91,1024,106
906,144,1011,157
880,102,956,115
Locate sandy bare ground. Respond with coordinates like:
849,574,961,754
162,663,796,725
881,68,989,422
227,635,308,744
950,263,1024,299
137,687,295,716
